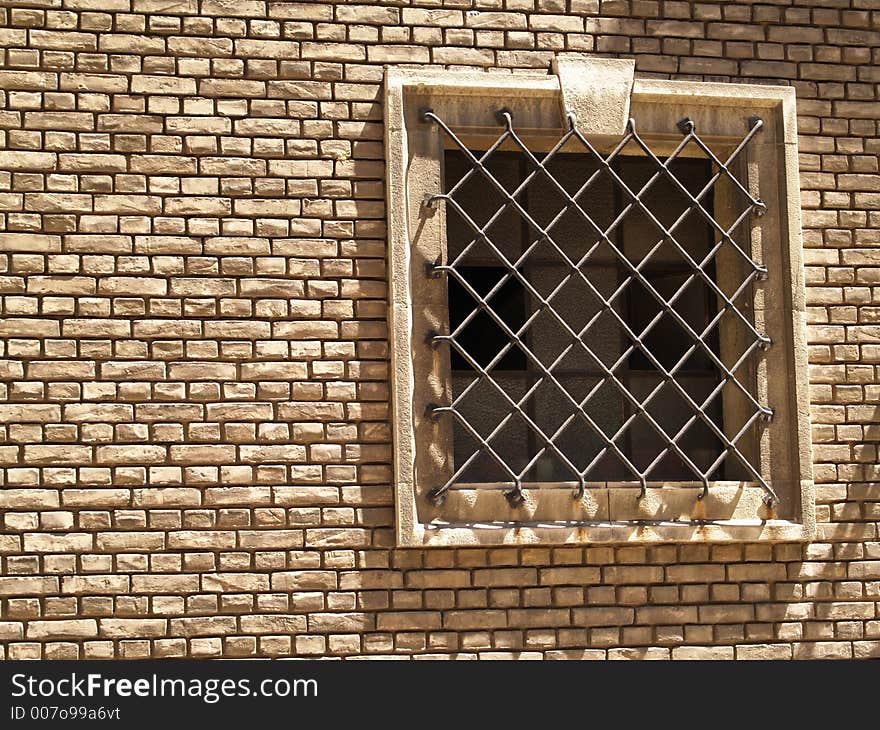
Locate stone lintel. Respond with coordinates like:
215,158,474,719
551,55,636,136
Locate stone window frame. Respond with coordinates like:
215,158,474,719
385,59,814,547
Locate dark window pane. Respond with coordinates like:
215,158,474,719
443,148,728,484
449,266,527,371
625,374,725,480
614,157,715,267
627,271,718,372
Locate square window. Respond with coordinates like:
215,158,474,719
387,64,814,546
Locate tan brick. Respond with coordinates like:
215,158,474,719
131,575,197,596
539,567,601,585
100,361,166,380
167,37,233,57
0,318,59,337
27,193,92,213
0,490,59,509
0,623,24,641
169,445,235,463
473,568,538,587
23,446,92,465
59,154,128,173
99,32,165,53
466,11,527,29
98,115,164,133
99,619,167,637
132,488,201,507
202,0,265,15
239,615,307,634
0,405,61,423
235,118,308,136
376,612,442,631
62,575,130,594
849,561,880,579
270,571,337,591
239,445,307,463
131,75,197,95
0,232,62,252
136,404,203,422
96,532,165,551
95,194,163,214
132,320,202,338
169,616,237,636
95,446,166,464
736,643,793,660
308,613,374,632
443,610,507,630
63,319,131,338
201,573,270,592
572,607,635,627
0,577,59,596
305,529,370,548
64,404,133,423
60,73,129,93
236,530,302,549
0,70,58,90
1,151,57,171
167,531,236,549
792,641,853,659
63,490,131,508
608,647,670,660
672,646,735,660
265,80,333,100
368,45,430,64
234,39,299,59
133,0,199,12
199,79,265,97
27,620,98,640
854,641,880,659
23,533,93,552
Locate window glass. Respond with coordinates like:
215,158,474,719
444,150,725,484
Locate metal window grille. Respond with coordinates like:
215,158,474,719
421,108,775,509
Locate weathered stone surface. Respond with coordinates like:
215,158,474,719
0,0,872,663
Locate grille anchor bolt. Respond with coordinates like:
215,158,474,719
427,488,447,506
422,193,443,211
495,107,514,127
425,256,444,278
697,478,710,501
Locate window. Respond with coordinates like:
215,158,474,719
386,60,814,546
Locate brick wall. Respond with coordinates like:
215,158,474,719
0,0,878,660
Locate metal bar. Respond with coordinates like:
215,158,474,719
506,116,768,373
501,137,773,472
438,143,751,484
424,108,773,505
438,195,705,485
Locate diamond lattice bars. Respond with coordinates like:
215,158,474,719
420,108,776,508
